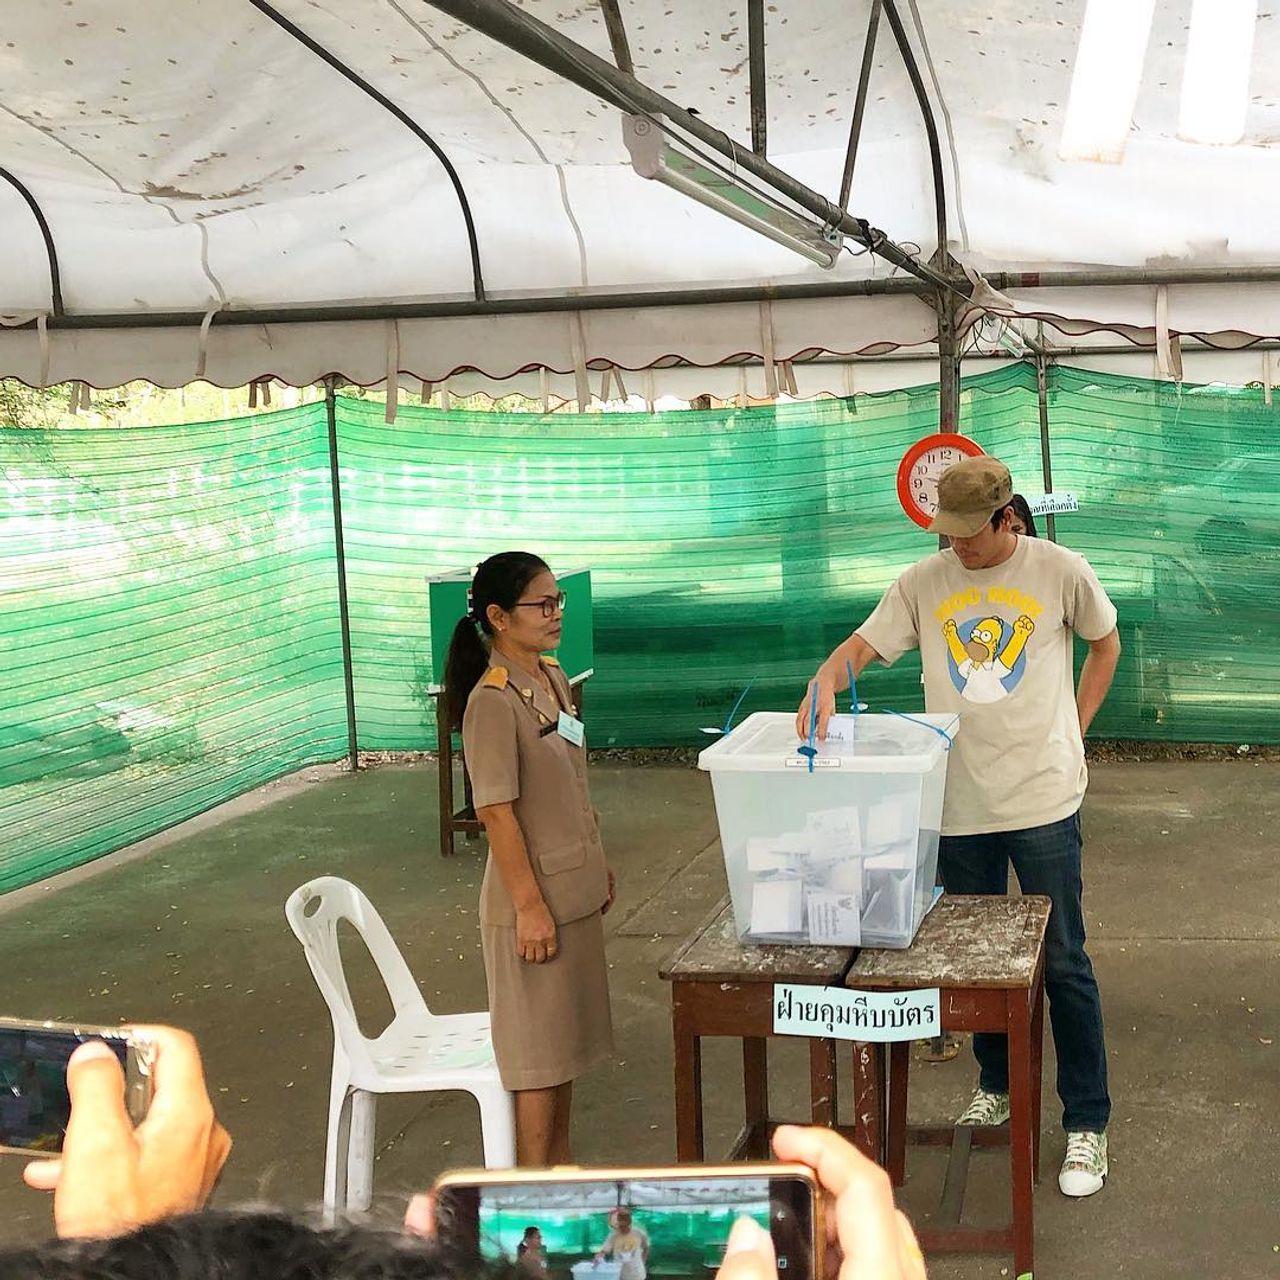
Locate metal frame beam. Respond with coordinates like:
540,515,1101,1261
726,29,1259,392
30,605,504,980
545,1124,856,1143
0,167,64,317
839,0,882,212
747,0,767,156
881,0,947,262
418,0,956,294
597,0,634,74
245,0,487,302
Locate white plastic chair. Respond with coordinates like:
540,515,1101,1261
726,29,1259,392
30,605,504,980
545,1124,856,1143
285,876,515,1216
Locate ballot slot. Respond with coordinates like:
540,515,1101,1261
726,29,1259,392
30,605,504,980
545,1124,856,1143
698,712,958,949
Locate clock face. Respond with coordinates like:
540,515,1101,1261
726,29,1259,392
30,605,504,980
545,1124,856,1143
896,433,986,529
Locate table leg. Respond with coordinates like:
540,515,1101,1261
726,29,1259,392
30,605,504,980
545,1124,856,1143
1031,973,1046,1184
852,1042,885,1164
809,1038,838,1128
672,988,704,1162
886,1040,910,1186
1007,992,1036,1280
460,748,478,843
435,694,455,858
743,1038,770,1157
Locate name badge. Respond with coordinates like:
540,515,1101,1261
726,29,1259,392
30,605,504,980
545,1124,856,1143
557,711,585,747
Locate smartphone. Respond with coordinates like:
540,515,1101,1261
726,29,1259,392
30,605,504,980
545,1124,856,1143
0,1017,155,1157
433,1164,822,1280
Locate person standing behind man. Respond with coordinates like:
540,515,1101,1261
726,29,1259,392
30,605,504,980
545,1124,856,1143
797,456,1120,1198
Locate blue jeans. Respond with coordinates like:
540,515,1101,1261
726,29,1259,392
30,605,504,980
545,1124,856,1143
939,810,1111,1133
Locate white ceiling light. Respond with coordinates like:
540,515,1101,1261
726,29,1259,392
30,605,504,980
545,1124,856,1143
1179,0,1258,145
622,114,843,269
1059,0,1157,163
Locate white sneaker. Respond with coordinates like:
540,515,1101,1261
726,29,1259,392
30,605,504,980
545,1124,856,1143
956,1087,1010,1127
1059,1130,1108,1197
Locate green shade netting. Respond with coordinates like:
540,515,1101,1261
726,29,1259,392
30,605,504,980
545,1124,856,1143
2,364,1276,890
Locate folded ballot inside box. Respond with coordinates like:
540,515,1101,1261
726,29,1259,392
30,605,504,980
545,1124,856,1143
749,874,805,936
699,712,957,947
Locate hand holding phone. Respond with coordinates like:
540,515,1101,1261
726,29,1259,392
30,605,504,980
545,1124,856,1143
20,1025,232,1239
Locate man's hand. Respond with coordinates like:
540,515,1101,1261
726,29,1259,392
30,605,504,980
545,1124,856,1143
602,866,617,916
943,619,959,638
795,679,837,743
23,1026,231,1240
516,899,558,963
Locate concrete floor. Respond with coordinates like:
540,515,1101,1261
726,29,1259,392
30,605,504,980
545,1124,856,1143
1,757,1278,1277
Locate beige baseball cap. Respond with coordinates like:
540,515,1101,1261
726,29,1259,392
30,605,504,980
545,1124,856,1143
928,456,1013,537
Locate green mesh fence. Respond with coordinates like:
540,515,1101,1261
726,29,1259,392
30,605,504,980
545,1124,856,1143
3,366,1278,891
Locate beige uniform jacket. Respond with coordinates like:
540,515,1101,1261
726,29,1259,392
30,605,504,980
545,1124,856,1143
463,654,609,927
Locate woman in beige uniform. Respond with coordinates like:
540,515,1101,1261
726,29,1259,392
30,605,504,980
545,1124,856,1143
443,551,615,1166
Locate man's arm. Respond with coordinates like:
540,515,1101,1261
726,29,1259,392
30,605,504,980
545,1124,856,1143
795,633,884,741
1077,628,1121,737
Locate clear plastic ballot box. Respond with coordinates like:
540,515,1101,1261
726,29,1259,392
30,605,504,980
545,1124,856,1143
697,712,959,948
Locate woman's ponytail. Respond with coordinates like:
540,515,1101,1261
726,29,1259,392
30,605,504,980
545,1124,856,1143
441,550,550,730
442,613,489,730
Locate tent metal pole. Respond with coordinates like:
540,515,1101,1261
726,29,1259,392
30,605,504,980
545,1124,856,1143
839,0,882,212
747,0,768,156
246,0,486,302
1036,339,1057,542
881,0,948,260
419,0,958,293
597,0,634,74
0,167,64,317
325,379,360,773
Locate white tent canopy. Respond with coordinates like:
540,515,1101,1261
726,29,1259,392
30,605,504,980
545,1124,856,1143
2,0,1279,394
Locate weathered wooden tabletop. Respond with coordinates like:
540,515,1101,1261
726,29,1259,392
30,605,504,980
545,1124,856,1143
659,897,854,985
847,894,1051,989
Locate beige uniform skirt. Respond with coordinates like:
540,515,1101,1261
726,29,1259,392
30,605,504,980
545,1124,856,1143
481,910,614,1091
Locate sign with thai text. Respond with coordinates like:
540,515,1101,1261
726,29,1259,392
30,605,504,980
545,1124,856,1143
773,984,941,1042
1027,492,1080,515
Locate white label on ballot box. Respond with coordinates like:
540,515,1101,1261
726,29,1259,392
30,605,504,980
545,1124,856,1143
773,984,941,1041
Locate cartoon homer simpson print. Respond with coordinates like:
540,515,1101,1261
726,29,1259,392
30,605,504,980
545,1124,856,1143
943,614,1035,703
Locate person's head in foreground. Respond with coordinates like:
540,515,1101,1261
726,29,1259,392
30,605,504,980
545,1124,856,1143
1,1028,926,1280
928,456,1020,570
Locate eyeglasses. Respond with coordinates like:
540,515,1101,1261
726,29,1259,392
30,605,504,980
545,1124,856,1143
510,591,567,619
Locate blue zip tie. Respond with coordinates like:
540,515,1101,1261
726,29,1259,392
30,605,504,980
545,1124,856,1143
883,709,955,749
721,679,755,736
845,661,860,717
797,682,819,772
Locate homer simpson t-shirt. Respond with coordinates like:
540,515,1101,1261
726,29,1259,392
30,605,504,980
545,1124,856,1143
856,537,1117,836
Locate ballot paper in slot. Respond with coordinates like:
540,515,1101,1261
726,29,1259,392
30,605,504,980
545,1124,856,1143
806,886,862,946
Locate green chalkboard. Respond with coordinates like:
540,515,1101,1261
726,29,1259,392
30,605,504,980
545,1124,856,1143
426,567,594,686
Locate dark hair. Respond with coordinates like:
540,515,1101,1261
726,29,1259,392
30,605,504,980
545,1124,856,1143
0,1209,518,1280
442,552,550,730
1009,493,1038,537
989,495,1037,537
521,1229,540,1242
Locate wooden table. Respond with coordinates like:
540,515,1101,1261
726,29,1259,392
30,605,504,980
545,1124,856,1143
847,894,1051,1279
659,898,856,1162
431,674,590,857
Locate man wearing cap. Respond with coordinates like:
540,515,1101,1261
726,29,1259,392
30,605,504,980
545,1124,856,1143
797,456,1121,1199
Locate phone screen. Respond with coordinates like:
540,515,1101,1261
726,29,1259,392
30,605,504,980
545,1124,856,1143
0,1025,129,1155
436,1174,816,1280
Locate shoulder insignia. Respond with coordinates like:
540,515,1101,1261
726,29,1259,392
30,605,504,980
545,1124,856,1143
481,666,509,689
541,655,561,668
